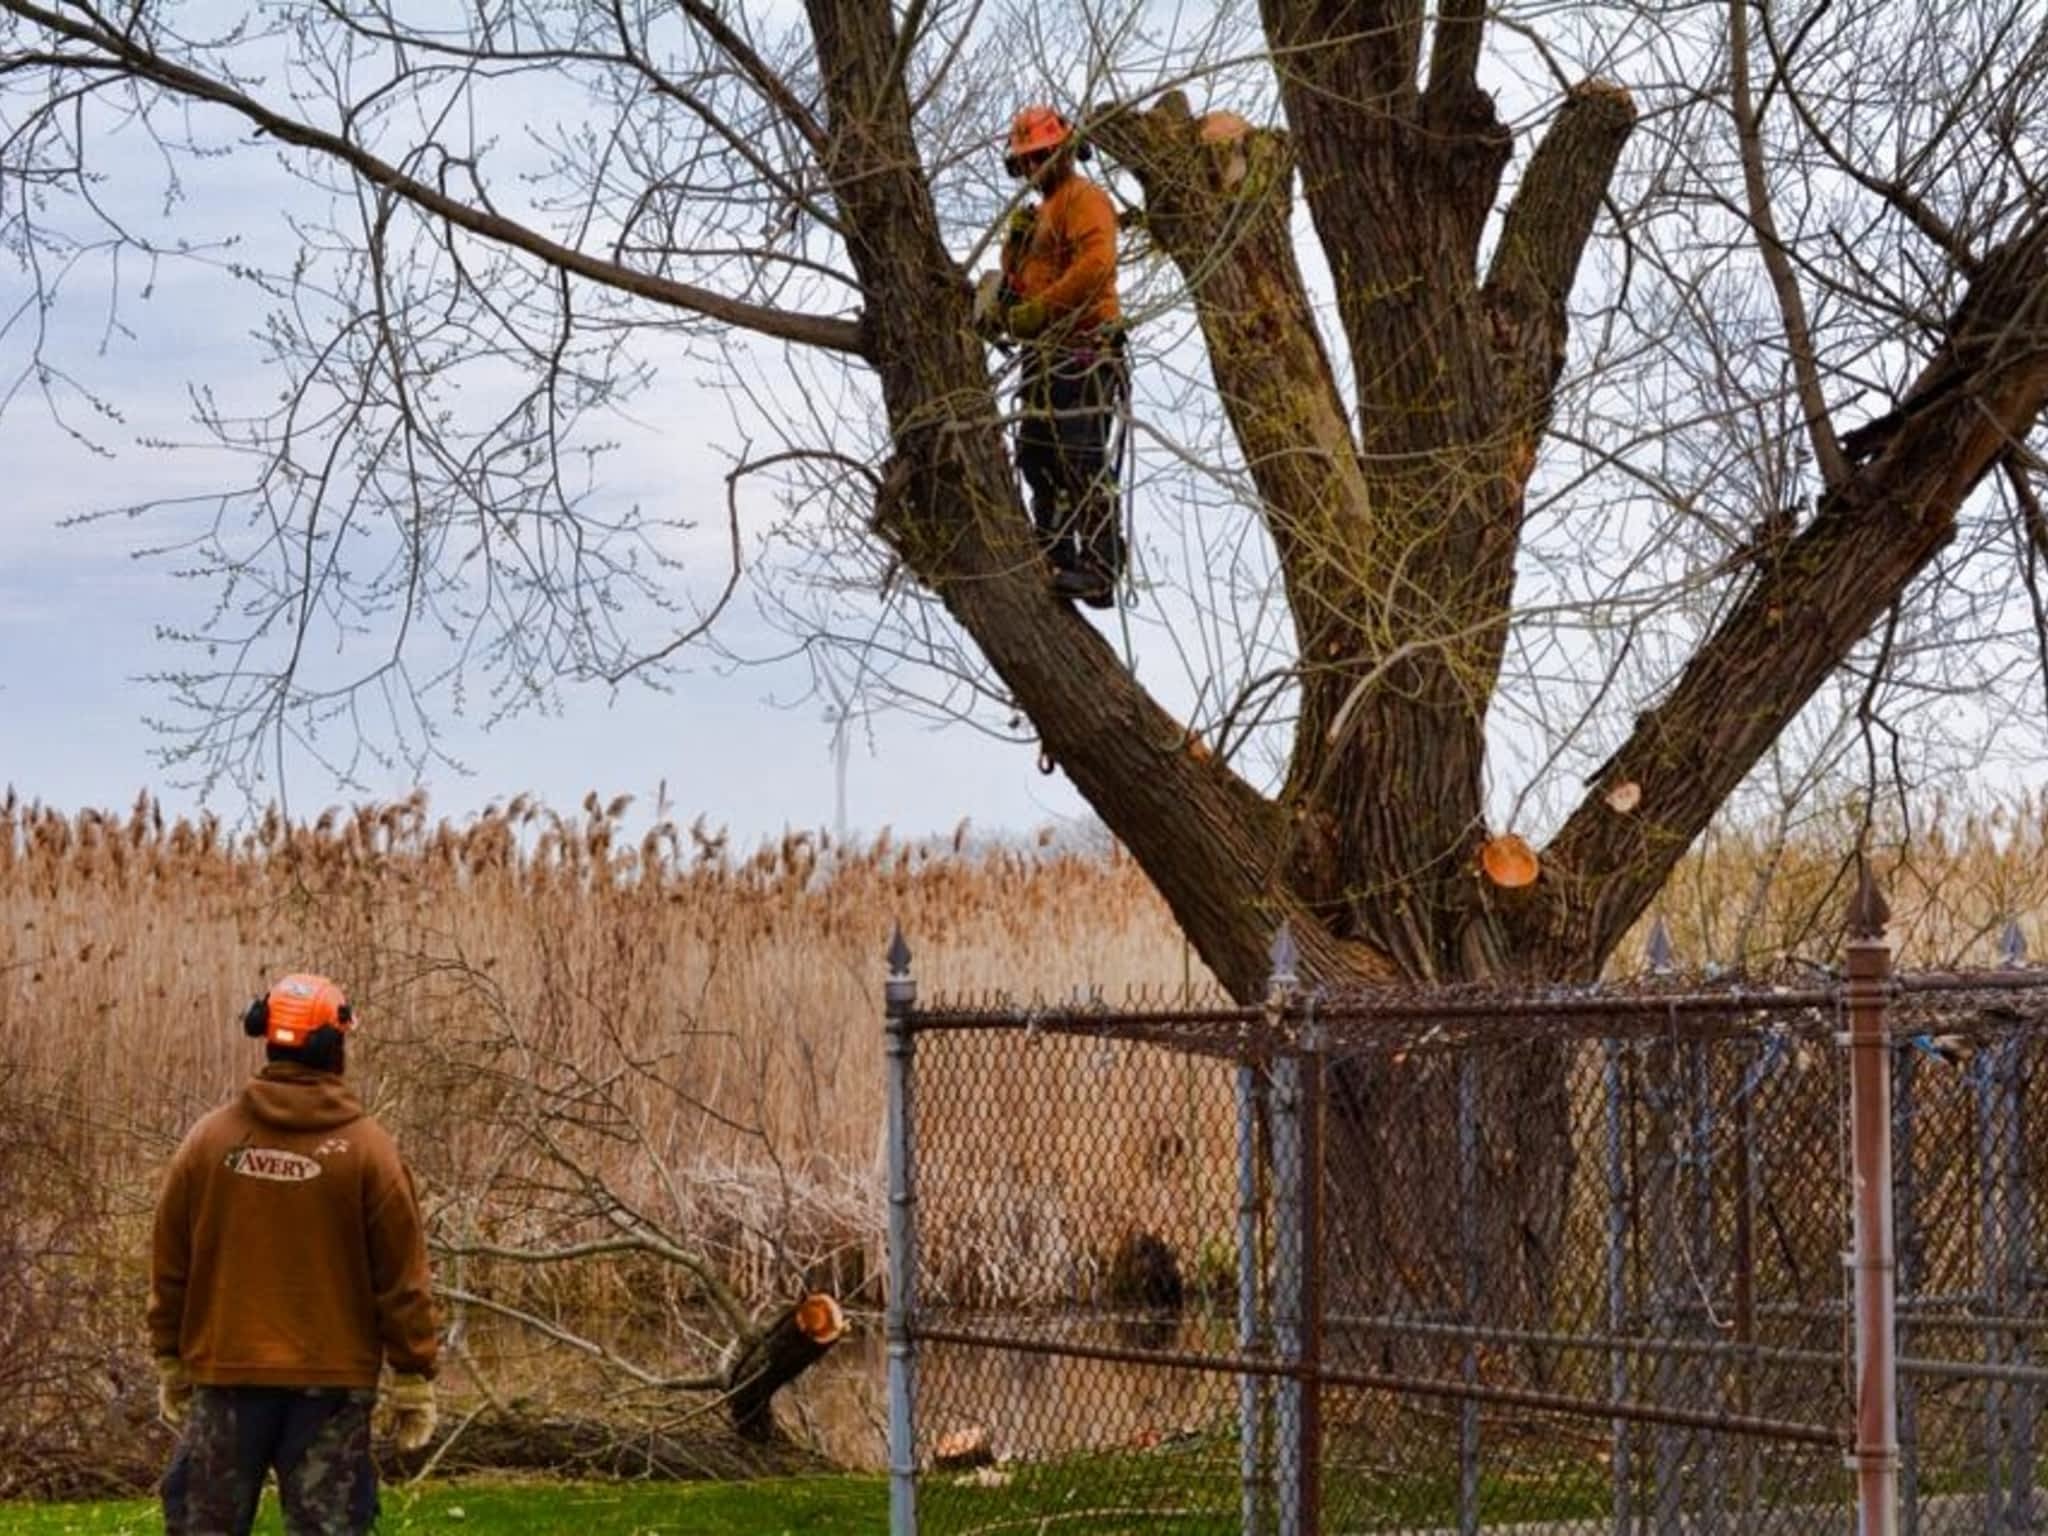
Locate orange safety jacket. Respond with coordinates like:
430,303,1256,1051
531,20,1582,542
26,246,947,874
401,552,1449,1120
1002,172,1120,334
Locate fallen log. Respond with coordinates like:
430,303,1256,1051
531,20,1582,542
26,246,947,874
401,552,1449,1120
375,1408,831,1481
725,1292,847,1441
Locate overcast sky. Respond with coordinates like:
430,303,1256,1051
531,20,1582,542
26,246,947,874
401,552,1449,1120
1,24,1093,848
10,3,2039,854
4,436,1090,845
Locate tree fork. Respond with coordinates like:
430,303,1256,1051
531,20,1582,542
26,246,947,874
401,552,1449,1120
805,0,1386,998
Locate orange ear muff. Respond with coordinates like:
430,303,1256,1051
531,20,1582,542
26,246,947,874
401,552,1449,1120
243,998,269,1038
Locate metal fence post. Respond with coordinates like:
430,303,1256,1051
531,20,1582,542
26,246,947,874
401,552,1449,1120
1976,1035,2008,1531
1269,926,1305,1536
1239,1039,1269,1536
1646,919,1685,1536
884,927,920,1536
1846,870,1899,1536
1998,919,2036,1529
1734,1047,1762,1527
1300,996,1325,1536
1457,1051,1481,1536
1690,1039,1725,1536
1604,1037,1634,1536
1892,1036,1919,1536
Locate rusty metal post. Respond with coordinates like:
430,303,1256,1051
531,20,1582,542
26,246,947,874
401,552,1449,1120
884,927,920,1536
1892,1037,1919,1536
1846,870,1899,1536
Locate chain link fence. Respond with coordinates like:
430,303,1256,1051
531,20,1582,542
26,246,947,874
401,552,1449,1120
881,917,2048,1534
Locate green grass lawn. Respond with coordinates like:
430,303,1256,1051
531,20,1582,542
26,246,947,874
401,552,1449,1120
0,1477,887,1535
0,1440,1839,1534
0,1451,1639,1535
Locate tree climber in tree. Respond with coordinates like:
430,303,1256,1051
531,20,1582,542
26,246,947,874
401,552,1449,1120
979,105,1127,610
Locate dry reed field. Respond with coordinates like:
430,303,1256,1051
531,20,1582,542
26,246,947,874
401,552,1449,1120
0,789,1191,1494
5,785,2047,1495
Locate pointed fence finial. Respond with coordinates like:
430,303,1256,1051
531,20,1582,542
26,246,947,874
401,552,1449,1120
2001,918,2029,969
1645,914,1676,976
1848,859,1890,942
1269,921,1300,991
884,924,916,1019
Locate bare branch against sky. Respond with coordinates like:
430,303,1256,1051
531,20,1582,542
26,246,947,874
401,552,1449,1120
2,0,2045,986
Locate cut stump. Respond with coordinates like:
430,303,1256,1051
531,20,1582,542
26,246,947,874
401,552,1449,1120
934,1424,995,1470
725,1293,847,1442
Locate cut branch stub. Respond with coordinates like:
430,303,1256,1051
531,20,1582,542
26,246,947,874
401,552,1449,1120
1481,834,1540,890
724,1293,847,1442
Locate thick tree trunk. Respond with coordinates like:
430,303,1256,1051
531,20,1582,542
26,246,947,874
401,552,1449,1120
803,0,2048,1340
1099,82,1634,980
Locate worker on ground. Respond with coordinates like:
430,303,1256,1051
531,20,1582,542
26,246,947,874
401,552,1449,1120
979,104,1127,609
150,974,438,1536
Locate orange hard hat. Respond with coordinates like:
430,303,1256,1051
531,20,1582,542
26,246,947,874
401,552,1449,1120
1008,105,1073,160
244,973,354,1046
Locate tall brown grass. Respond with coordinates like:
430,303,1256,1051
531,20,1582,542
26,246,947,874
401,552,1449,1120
6,784,2048,1492
0,789,1194,1295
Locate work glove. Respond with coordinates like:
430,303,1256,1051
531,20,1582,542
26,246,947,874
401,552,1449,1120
1006,300,1049,341
375,1372,437,1452
1003,205,1037,250
156,1356,193,1430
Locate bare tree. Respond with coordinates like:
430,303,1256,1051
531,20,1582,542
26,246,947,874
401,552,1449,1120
7,2,2048,1299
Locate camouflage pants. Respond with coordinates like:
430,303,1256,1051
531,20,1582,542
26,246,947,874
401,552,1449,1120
162,1385,379,1535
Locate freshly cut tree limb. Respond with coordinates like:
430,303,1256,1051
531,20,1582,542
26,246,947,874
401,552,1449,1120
6,0,865,355
1542,227,2048,966
1094,98,1372,688
724,1294,847,1442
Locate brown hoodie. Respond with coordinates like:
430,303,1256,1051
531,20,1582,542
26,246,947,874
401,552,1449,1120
148,1062,438,1387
